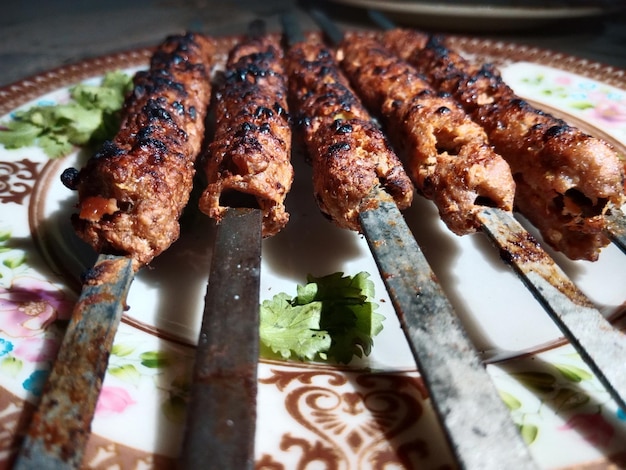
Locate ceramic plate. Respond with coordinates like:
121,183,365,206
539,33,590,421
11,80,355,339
1,33,625,468
327,0,619,32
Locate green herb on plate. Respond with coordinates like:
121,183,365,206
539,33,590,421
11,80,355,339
0,70,133,158
259,272,385,364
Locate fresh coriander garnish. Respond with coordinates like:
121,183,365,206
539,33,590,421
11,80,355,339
0,70,133,158
259,271,385,364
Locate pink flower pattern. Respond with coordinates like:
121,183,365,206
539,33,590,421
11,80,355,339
96,386,137,417
559,413,615,447
13,337,61,362
0,277,73,338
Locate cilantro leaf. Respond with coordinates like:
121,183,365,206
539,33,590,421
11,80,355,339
0,70,132,158
259,272,384,364
0,120,41,149
259,293,331,361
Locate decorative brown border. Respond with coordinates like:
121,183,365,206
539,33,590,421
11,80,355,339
448,34,626,88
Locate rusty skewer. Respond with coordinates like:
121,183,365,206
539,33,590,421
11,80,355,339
606,208,626,254
179,208,262,470
14,255,134,469
180,18,290,468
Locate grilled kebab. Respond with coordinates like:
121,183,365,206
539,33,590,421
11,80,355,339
338,32,515,235
382,28,625,260
286,36,413,231
199,33,293,237
61,32,216,269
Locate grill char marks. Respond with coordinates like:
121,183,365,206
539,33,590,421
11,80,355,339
66,32,216,269
199,33,293,237
340,32,515,235
286,38,413,232
383,28,626,260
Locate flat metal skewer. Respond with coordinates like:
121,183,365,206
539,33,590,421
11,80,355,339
359,190,537,469
477,207,626,411
14,254,134,469
606,207,626,255
180,19,276,468
179,208,262,470
282,12,537,469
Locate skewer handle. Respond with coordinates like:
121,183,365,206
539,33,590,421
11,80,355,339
14,254,134,470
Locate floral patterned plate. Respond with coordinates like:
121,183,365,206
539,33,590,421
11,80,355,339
0,34,625,469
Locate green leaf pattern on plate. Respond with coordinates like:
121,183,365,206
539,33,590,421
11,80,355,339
489,349,626,456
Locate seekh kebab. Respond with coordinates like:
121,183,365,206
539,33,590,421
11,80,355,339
282,16,536,467
199,31,293,236
339,31,515,236
62,32,216,269
381,28,625,261
18,32,217,469
286,35,413,230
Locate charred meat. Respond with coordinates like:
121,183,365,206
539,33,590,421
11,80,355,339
383,29,625,260
199,33,293,237
286,37,413,232
340,32,515,235
62,32,216,269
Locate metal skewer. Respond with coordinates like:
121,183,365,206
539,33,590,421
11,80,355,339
180,19,284,468
14,255,134,469
606,207,626,255
179,208,262,470
282,12,537,469
313,5,626,411
477,207,626,412
359,190,538,469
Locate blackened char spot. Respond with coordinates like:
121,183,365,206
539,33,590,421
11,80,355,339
60,167,80,190
545,124,570,139
236,122,257,137
172,101,184,115
328,142,351,153
273,102,288,118
138,138,168,154
333,121,353,135
255,106,274,118
94,140,124,159
144,100,173,122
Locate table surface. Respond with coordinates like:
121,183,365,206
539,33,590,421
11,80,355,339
1,0,626,88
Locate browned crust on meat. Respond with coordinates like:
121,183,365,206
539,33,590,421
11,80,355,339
199,33,293,237
340,32,515,235
68,32,216,269
286,38,413,231
383,29,626,260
